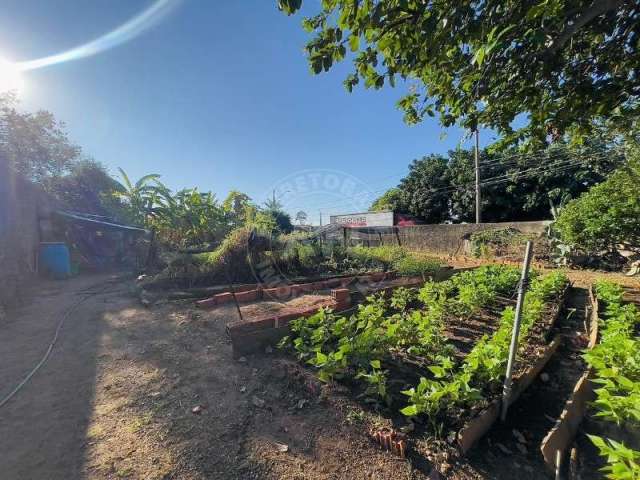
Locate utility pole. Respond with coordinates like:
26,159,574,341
319,210,323,227
475,128,481,224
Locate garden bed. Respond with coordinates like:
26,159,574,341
225,276,428,358
194,272,395,309
278,265,571,462
538,286,599,473
570,283,640,479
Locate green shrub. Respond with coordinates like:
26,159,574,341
274,234,324,274
392,255,440,278
347,245,406,269
555,153,640,253
346,245,440,277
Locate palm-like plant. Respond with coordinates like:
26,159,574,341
113,168,169,226
157,188,226,247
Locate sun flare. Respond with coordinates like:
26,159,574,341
0,57,24,94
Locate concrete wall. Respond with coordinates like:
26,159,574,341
0,161,45,308
342,221,550,254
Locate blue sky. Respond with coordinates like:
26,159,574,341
1,0,496,224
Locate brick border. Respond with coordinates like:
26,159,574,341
226,277,427,357
196,271,399,310
227,288,352,357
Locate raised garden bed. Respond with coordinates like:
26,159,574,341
226,288,351,357
539,285,600,473
278,265,570,462
566,283,640,479
195,271,398,309
226,275,428,357
194,270,439,311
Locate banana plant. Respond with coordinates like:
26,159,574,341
155,188,226,247
112,168,169,226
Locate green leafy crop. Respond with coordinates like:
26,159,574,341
280,265,568,430
584,281,640,479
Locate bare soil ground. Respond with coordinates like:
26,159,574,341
240,294,333,319
0,273,431,480
2,265,635,480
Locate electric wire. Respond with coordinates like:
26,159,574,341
308,149,620,213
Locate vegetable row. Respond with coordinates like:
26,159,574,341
585,281,640,479
280,265,568,433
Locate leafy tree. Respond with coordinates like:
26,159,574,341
295,210,308,225
243,205,294,235
0,93,82,182
370,187,403,212
271,209,294,234
371,142,621,223
261,193,294,233
44,159,125,216
397,154,450,223
250,210,279,233
555,150,640,253
278,0,640,147
447,142,619,222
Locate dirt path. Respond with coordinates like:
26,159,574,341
0,273,127,480
0,274,431,480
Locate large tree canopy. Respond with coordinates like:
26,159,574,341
370,141,621,222
279,0,640,147
1,93,82,182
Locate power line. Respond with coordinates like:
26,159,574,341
314,154,609,213
301,144,621,215
307,150,618,214
317,145,619,211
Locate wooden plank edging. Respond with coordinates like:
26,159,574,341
539,285,600,472
457,335,563,453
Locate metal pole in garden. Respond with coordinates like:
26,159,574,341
474,128,481,224
500,240,533,421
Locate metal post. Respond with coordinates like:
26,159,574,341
474,129,481,224
501,240,533,421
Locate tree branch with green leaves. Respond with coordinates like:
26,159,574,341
278,0,640,148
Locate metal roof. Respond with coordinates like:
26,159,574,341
54,210,148,233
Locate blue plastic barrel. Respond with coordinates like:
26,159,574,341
39,242,71,279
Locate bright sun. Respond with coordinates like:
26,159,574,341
0,57,24,94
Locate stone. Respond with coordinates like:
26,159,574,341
274,442,289,453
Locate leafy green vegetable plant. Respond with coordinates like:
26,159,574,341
584,281,640,479
588,435,640,480
401,271,568,425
